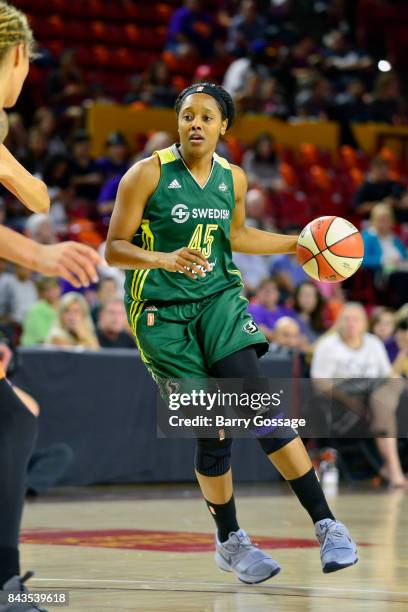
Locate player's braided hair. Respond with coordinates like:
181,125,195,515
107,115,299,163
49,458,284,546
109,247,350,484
0,1,37,64
175,83,235,130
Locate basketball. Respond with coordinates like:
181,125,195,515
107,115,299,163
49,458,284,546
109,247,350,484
297,216,364,282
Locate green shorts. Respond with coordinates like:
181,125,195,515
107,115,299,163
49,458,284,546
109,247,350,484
126,285,268,380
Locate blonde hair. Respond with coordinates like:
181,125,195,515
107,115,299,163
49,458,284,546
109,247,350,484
370,201,394,224
0,1,36,64
48,292,99,350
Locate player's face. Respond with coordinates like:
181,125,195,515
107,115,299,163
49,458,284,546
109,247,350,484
178,94,227,156
3,44,29,108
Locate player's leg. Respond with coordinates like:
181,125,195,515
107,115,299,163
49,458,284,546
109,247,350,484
195,434,281,584
212,346,358,573
0,368,48,611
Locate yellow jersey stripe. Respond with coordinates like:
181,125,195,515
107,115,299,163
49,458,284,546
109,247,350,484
213,152,231,170
154,146,177,165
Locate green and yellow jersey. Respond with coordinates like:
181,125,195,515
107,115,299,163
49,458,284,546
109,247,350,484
124,144,243,311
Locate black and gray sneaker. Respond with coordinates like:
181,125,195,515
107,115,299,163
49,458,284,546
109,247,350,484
0,572,48,612
215,528,281,584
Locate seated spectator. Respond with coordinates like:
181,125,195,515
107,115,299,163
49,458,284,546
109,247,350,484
233,71,264,114
24,213,58,244
362,203,407,272
352,157,408,221
33,107,66,155
233,189,274,294
371,306,398,363
391,317,408,378
242,133,282,190
97,175,121,224
166,0,216,59
42,154,73,233
19,127,49,177
91,277,121,324
370,73,405,125
270,226,309,295
362,203,408,307
69,129,103,204
134,131,173,163
323,30,373,89
226,0,267,57
48,49,87,112
0,263,38,325
311,302,406,487
259,78,289,120
294,281,326,343
271,316,302,352
296,78,334,120
4,112,27,158
96,132,130,180
223,40,270,99
97,299,136,349
21,278,61,346
248,278,299,341
143,61,178,109
336,79,370,123
47,292,99,350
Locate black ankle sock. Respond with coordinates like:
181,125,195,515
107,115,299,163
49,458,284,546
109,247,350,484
288,468,335,524
205,495,240,543
0,547,19,587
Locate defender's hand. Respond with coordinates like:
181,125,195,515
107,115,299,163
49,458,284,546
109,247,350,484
34,242,101,288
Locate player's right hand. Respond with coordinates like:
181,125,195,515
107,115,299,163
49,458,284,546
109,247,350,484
160,247,210,279
34,242,102,288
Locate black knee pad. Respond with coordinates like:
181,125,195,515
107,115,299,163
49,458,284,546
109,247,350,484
195,437,233,476
257,430,298,455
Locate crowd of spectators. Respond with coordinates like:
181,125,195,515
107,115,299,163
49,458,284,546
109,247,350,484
160,0,407,129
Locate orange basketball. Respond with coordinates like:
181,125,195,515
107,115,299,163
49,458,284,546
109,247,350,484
297,216,364,282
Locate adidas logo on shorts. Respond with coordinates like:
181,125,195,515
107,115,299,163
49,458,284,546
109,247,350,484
168,179,181,189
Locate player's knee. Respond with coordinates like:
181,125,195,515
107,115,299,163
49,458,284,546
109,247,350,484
195,438,233,476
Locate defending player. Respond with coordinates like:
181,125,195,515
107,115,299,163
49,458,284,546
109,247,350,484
0,3,100,610
106,83,358,583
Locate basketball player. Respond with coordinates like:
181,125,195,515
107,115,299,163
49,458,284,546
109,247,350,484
0,3,100,610
106,83,358,584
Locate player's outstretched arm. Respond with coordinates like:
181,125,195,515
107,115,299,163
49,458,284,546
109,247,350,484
105,157,209,279
0,143,50,214
0,224,100,287
230,165,298,255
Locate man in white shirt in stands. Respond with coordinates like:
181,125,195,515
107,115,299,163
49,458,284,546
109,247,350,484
311,302,406,487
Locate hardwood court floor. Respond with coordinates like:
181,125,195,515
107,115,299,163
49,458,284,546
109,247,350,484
20,483,408,611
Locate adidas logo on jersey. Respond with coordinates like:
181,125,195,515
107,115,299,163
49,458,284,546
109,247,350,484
218,182,228,192
168,179,181,189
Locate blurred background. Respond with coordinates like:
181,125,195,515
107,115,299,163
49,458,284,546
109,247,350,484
2,0,408,490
